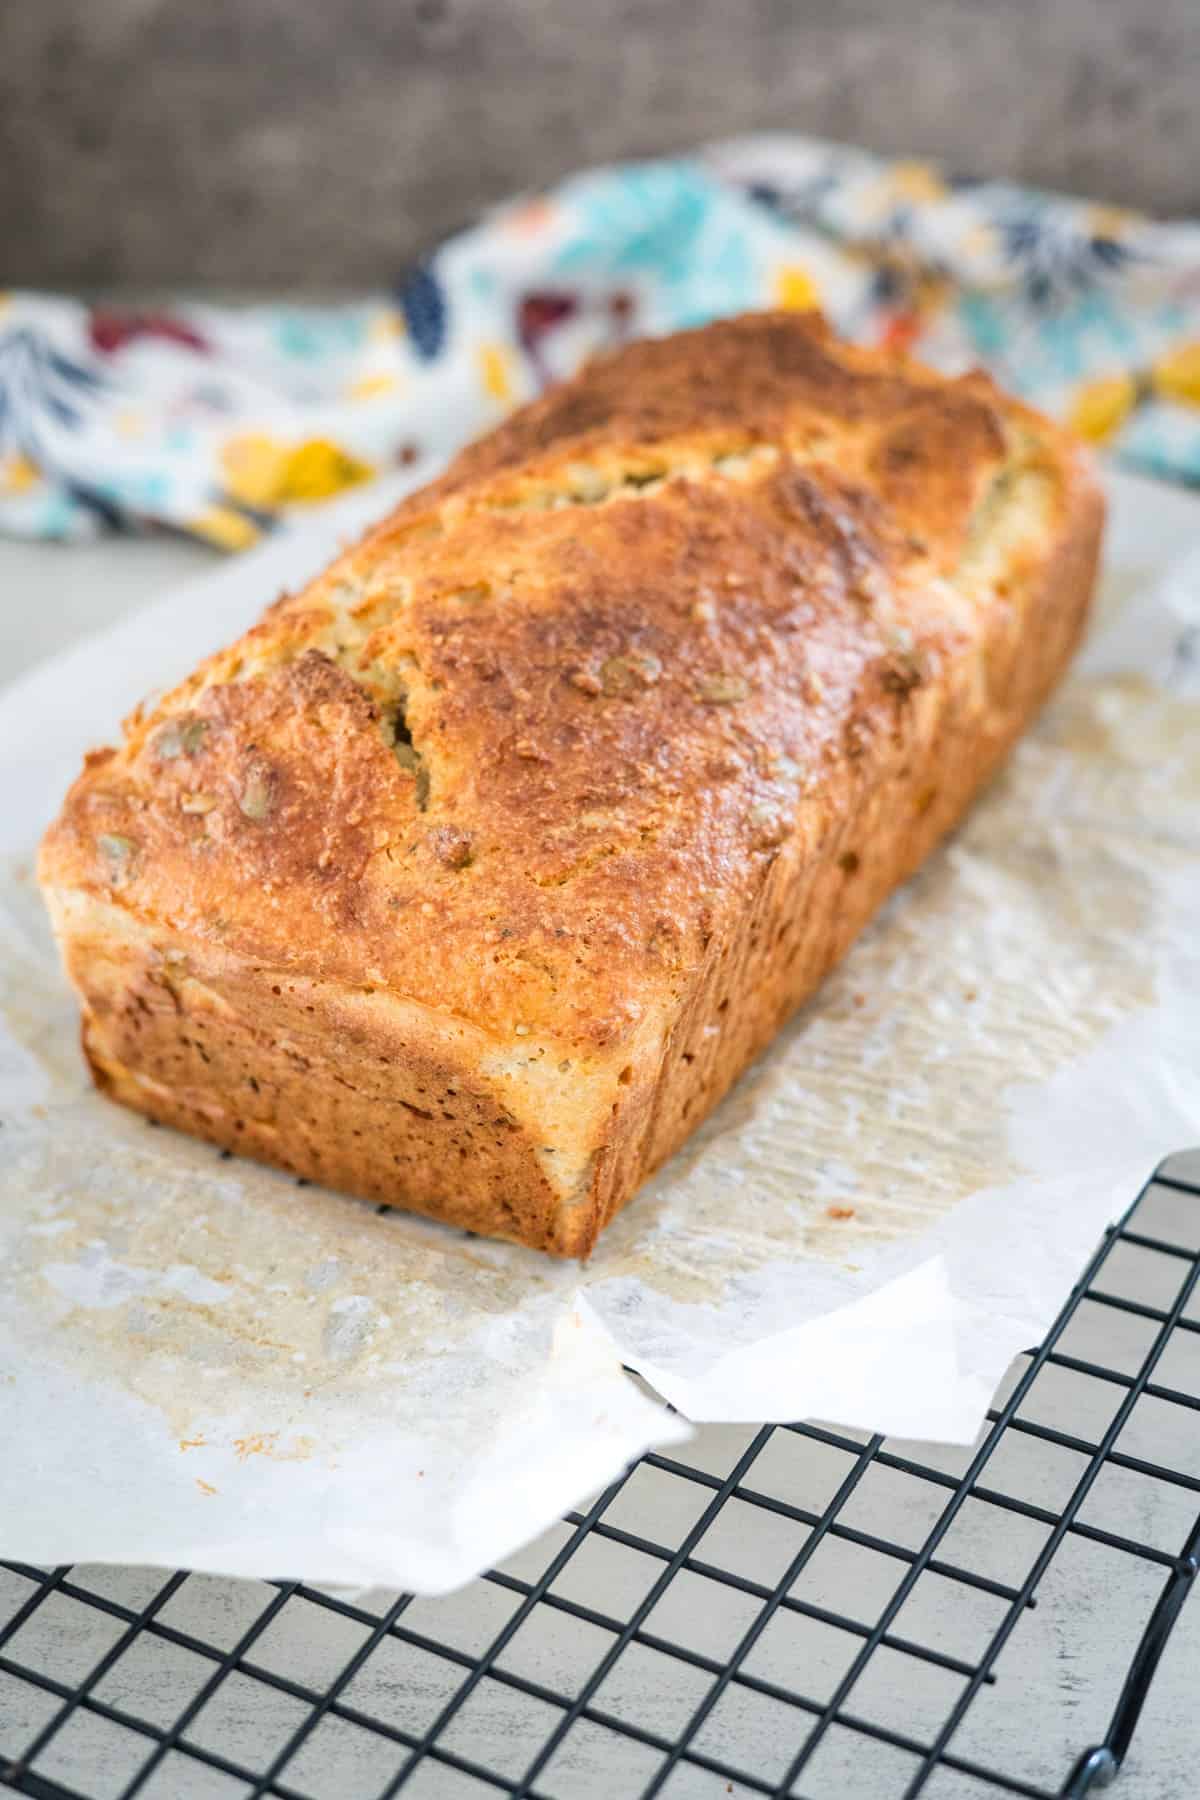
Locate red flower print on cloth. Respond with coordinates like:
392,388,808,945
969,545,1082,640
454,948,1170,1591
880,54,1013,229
88,311,211,356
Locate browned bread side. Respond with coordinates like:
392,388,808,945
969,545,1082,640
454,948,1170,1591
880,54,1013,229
38,312,1105,1255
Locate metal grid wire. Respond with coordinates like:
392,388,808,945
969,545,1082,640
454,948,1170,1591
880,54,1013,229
2,1160,1199,1800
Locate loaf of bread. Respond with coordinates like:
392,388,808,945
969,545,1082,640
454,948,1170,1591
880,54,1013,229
39,313,1103,1256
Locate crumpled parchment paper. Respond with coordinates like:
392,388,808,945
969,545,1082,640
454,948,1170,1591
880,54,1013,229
1,467,1197,1593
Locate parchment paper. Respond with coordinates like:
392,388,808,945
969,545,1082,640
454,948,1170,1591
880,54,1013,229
1,468,1197,1593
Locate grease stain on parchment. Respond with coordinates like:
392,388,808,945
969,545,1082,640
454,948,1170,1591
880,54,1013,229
1,1015,563,1442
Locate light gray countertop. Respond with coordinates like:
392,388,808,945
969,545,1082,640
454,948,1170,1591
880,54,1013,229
1,532,217,688
1,522,1198,1800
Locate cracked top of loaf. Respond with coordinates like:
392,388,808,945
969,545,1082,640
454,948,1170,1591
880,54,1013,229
39,311,1077,1056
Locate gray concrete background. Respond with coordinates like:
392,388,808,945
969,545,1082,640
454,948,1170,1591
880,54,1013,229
3,0,1200,291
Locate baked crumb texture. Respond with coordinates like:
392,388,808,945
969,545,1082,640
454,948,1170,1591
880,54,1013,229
39,313,1104,1255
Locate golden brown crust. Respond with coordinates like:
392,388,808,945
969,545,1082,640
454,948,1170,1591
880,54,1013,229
38,312,1104,1256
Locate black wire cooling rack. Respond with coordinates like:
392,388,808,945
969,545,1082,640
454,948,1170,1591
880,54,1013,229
2,1159,1199,1800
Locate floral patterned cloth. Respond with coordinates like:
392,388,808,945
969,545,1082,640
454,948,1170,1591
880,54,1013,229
6,134,1200,547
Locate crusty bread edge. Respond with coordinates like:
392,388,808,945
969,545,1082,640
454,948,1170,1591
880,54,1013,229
39,883,640,1254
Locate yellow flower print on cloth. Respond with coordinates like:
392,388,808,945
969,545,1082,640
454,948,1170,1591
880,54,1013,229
1068,336,1200,447
220,433,375,510
477,342,517,405
188,504,263,551
347,372,402,403
1,452,41,495
882,161,948,208
774,265,821,313
1069,375,1139,444
1152,342,1200,408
